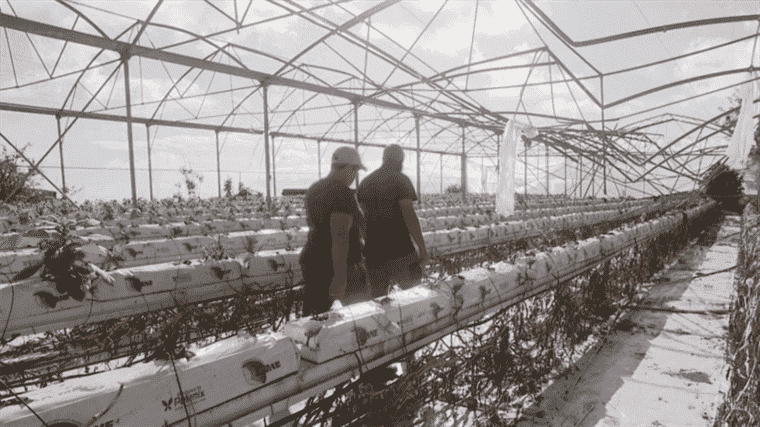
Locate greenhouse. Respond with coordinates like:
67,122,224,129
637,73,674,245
0,1,758,426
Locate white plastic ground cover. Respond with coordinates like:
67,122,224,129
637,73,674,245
0,203,711,427
0,332,299,427
281,301,402,363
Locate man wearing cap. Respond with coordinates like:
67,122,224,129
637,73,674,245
300,146,368,315
358,144,429,298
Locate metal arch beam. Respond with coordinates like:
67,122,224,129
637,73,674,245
273,77,354,135
278,0,508,127
53,0,110,39
606,68,760,108
271,0,402,78
523,1,760,48
270,131,452,156
0,13,502,133
58,21,139,113
640,98,759,166
149,49,223,121
158,1,349,53
0,101,264,134
0,102,476,157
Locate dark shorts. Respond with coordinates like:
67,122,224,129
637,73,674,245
300,262,368,316
367,252,423,299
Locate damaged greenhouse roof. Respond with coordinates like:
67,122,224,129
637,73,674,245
0,1,758,201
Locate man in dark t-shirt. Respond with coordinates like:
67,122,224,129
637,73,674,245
300,146,367,315
358,144,429,298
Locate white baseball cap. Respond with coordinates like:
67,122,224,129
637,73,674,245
331,146,366,170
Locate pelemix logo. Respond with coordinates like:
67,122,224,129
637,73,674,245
162,386,206,412
352,327,378,347
242,359,282,386
162,397,173,411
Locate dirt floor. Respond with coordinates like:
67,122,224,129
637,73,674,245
516,216,739,427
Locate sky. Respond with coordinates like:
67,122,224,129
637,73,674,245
0,0,758,203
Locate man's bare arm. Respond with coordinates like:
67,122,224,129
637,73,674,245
330,212,353,300
356,201,367,241
399,198,428,264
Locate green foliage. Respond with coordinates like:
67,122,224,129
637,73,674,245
180,167,204,198
444,184,461,194
0,144,40,203
224,177,233,198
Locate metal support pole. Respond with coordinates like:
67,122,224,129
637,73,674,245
56,115,66,194
481,157,486,194
564,155,567,197
578,156,583,199
545,144,549,195
601,76,607,196
145,125,154,201
122,54,138,207
524,141,528,198
215,131,221,198
461,126,467,203
272,136,277,198
440,154,443,194
415,115,421,202
317,140,322,179
354,102,360,188
262,85,272,211
496,133,500,176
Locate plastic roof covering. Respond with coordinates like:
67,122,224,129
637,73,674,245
0,0,759,200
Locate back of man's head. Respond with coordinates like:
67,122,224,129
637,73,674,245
382,144,404,171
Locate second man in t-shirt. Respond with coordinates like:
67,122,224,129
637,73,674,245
358,144,429,298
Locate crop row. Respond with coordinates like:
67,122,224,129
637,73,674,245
0,199,664,280
0,195,690,339
0,196,687,388
0,202,716,427
0,193,628,228
0,196,653,240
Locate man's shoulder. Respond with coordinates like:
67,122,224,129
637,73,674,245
307,178,348,200
362,168,410,185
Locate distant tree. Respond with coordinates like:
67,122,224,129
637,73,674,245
237,181,252,198
224,178,233,198
444,184,461,194
179,166,204,198
0,144,39,202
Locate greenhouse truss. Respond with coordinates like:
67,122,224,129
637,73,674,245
0,0,759,205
